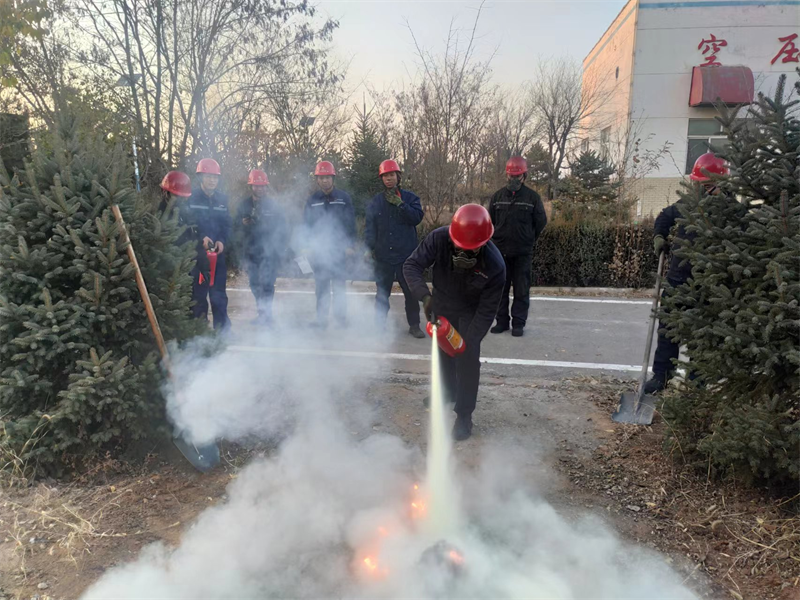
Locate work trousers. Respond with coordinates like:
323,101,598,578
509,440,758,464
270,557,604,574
652,278,682,380
315,269,347,326
246,257,278,321
192,252,230,331
496,253,532,329
374,260,420,327
437,310,481,418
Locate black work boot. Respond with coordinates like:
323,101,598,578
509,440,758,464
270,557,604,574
491,323,509,334
409,325,425,339
643,374,667,394
452,415,473,441
511,327,524,337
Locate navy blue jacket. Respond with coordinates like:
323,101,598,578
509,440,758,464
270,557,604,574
364,189,424,264
403,227,506,343
234,196,290,264
303,189,356,272
186,189,231,245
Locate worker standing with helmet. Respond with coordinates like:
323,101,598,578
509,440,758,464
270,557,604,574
158,170,212,303
488,156,547,338
188,158,231,331
304,161,356,329
365,159,425,338
646,152,735,393
403,204,506,441
235,169,288,326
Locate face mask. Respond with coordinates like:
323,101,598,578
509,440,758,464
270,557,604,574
506,177,523,192
452,248,479,271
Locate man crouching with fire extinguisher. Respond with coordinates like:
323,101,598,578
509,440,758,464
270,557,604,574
403,204,506,441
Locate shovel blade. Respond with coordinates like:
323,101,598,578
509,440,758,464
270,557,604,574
173,434,220,472
612,392,656,425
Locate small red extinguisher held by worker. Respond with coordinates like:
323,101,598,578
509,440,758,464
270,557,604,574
426,316,466,357
199,250,218,287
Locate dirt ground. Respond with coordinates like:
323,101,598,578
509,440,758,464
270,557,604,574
1,370,797,600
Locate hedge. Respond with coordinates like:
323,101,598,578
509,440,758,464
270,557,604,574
531,220,658,288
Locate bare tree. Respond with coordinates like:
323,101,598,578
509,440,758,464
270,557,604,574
66,0,340,173
396,4,497,225
530,58,611,199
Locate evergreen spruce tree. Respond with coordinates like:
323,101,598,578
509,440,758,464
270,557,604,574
341,103,390,218
660,71,799,487
0,118,200,476
561,150,618,203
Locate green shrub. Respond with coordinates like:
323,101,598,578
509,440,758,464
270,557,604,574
660,72,799,488
0,118,201,477
531,219,657,288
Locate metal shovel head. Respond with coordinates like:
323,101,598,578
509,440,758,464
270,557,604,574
612,392,657,425
172,434,220,472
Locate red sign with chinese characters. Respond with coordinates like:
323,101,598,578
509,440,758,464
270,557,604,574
698,34,727,66
772,34,800,65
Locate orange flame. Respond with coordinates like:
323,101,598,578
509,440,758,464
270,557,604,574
449,550,465,565
362,555,389,578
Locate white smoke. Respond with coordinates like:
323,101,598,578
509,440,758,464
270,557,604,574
82,320,699,599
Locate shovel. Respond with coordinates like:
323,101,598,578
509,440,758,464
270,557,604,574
111,204,220,472
612,251,666,425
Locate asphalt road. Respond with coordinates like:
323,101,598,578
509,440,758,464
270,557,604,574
222,279,656,380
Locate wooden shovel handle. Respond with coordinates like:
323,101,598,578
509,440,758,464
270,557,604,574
110,204,171,369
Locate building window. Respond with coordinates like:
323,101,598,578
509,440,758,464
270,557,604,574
686,118,729,174
581,139,589,154
600,126,611,159
615,66,619,80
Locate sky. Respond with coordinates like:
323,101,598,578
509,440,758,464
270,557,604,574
316,0,629,91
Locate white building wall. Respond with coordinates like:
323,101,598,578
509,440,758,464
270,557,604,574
630,0,799,214
583,0,799,216
582,0,639,156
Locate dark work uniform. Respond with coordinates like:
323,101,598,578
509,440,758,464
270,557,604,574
488,185,547,329
364,189,424,327
235,195,289,322
186,188,231,330
403,227,505,418
303,189,356,326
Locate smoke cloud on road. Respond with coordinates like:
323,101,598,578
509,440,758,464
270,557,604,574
81,320,698,599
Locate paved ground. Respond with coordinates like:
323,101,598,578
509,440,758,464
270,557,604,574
224,278,656,381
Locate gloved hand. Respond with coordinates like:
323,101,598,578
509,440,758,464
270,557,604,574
422,295,433,322
387,194,403,207
363,249,374,262
653,235,668,257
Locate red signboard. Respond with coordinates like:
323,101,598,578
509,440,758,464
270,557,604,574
689,66,755,107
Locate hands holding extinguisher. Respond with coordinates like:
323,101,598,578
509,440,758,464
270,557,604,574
422,295,434,323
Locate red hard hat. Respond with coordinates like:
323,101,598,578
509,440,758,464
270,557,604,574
248,169,269,186
379,159,401,176
196,158,221,175
160,171,192,197
690,152,728,182
506,156,528,176
315,161,336,176
449,204,494,251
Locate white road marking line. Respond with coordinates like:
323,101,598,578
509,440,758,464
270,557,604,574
227,288,651,305
227,345,643,372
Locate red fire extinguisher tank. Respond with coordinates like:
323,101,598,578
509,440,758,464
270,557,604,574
426,316,466,357
198,251,218,287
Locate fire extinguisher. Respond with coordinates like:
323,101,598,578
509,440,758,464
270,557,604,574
426,316,466,357
198,251,218,287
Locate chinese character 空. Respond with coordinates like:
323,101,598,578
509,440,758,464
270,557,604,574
697,34,727,67
771,33,799,65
